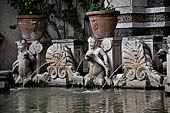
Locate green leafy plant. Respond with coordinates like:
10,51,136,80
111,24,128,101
7,0,51,15
62,7,84,39
88,0,114,12
39,80,46,88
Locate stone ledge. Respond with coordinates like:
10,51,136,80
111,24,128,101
116,7,170,14
52,39,82,45
165,83,170,93
126,80,149,88
116,21,170,28
114,28,170,37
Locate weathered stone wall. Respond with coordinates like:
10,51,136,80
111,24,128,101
0,0,21,70
113,0,170,37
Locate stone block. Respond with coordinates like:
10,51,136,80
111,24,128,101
49,78,67,86
165,83,170,93
126,80,149,88
132,0,147,7
110,0,147,8
0,82,5,89
111,0,131,8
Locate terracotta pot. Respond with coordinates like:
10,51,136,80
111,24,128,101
86,10,119,38
16,15,46,41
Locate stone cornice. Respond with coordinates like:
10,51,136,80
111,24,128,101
116,21,170,28
116,7,170,14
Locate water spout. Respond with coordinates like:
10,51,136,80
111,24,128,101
101,64,123,89
21,62,50,88
76,57,85,72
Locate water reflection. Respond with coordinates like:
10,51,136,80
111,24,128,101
0,88,170,113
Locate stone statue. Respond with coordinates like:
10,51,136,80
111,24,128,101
12,40,35,83
84,36,111,86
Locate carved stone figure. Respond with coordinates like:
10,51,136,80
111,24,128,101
122,38,163,87
12,40,35,83
84,36,112,86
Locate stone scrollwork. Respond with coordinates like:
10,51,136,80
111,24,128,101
46,43,76,82
122,38,162,87
58,67,68,79
47,66,58,79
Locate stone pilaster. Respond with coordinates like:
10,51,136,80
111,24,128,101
165,36,170,93
108,0,170,37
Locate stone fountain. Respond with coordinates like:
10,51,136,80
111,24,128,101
10,7,168,90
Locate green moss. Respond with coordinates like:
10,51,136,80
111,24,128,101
39,80,46,88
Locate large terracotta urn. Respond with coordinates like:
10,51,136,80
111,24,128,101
16,15,46,41
86,10,119,38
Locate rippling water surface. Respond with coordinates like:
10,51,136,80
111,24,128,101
0,88,170,113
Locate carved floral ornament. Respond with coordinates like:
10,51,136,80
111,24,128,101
46,43,75,79
122,39,147,81
122,38,162,87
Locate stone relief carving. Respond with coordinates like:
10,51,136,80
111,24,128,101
101,39,112,52
84,36,112,86
12,40,35,83
122,38,163,87
46,43,78,83
29,41,43,54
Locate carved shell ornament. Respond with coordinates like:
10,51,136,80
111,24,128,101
29,41,43,54
46,43,65,65
122,40,147,81
101,39,112,52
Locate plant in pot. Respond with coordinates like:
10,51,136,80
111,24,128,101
7,0,51,41
86,0,120,38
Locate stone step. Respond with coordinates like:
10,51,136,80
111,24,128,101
0,70,14,92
